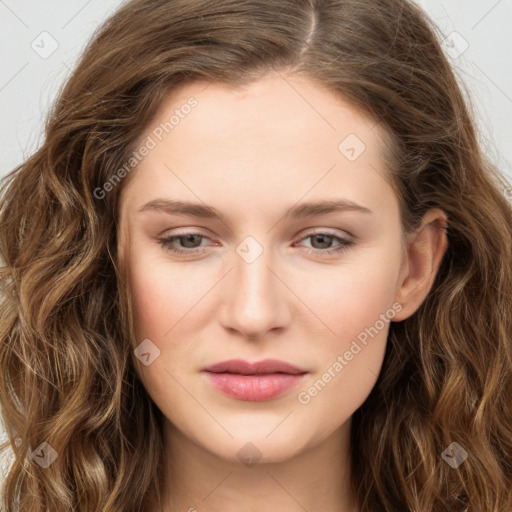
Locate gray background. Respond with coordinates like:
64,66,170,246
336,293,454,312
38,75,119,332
1,0,512,466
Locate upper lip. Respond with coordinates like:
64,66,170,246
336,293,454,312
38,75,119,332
203,358,307,375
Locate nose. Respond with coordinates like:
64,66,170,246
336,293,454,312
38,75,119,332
218,244,291,341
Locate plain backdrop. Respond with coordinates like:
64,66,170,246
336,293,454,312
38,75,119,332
1,0,512,462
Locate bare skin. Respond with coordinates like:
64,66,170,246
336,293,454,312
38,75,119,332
117,70,448,512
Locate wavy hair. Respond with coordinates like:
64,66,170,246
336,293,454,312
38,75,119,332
1,0,512,510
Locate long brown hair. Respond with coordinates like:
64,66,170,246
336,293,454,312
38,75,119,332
1,0,511,510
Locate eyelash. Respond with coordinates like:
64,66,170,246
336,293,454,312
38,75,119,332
157,230,354,258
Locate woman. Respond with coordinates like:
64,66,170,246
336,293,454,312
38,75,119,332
1,0,511,510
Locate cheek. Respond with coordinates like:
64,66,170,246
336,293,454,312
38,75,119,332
127,253,206,416
298,245,401,344
128,251,199,341
292,244,401,417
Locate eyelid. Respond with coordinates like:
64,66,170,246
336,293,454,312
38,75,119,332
294,226,353,241
158,228,351,243
159,226,353,242
157,227,355,258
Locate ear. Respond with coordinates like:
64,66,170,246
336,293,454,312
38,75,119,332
392,208,448,322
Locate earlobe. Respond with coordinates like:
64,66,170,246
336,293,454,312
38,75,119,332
392,208,448,322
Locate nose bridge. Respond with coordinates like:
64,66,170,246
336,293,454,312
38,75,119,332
221,235,287,338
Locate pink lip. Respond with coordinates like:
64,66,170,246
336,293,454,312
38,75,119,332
202,358,308,401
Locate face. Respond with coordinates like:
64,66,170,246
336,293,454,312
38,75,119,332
117,71,417,464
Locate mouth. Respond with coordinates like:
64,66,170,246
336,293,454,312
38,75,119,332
202,358,308,401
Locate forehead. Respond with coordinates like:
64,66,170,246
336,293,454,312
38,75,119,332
119,72,395,219
148,72,383,150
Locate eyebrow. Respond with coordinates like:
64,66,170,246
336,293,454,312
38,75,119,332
138,198,372,222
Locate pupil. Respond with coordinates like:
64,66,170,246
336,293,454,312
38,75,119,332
313,234,332,249
183,235,200,248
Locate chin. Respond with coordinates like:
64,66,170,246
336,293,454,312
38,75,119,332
212,437,307,466
186,420,316,466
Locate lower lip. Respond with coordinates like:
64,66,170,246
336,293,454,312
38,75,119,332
203,372,307,401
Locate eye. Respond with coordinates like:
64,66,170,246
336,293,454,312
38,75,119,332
157,232,212,255
293,230,354,257
157,230,354,257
